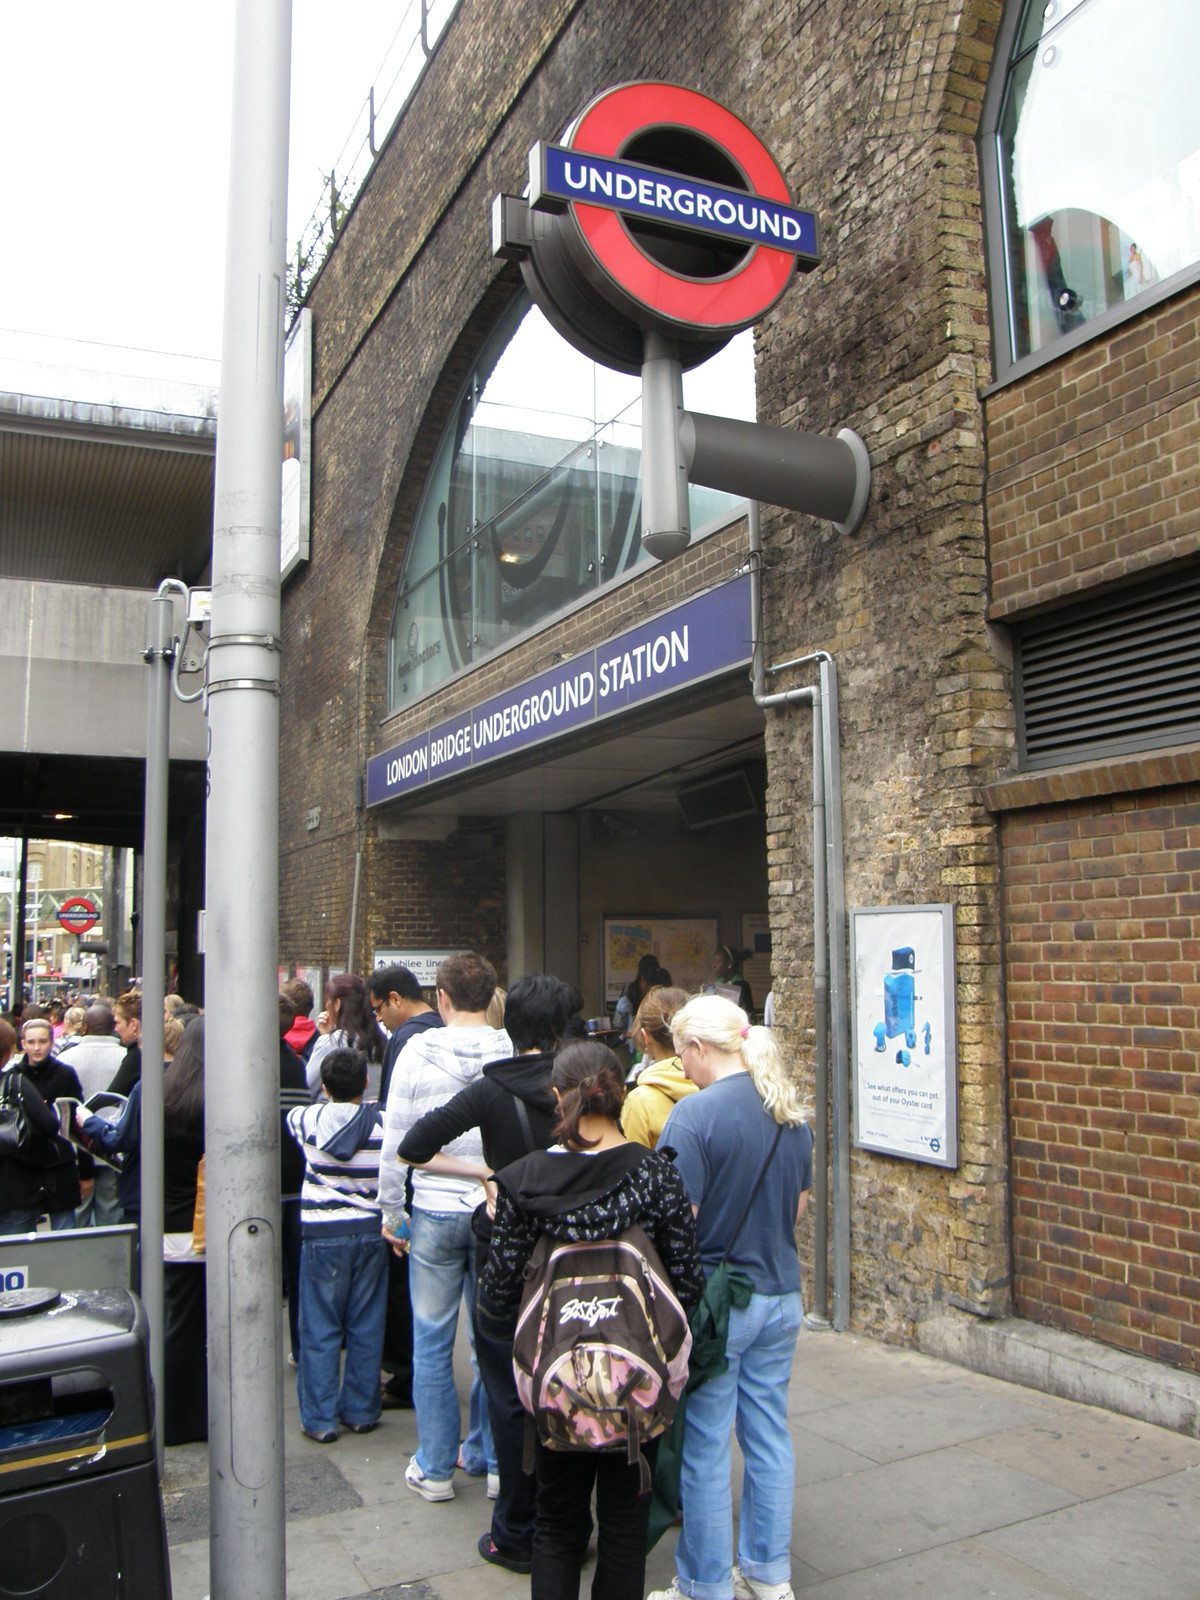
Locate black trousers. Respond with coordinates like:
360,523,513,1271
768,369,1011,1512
381,1244,413,1399
163,1261,208,1445
282,1197,303,1359
531,1437,658,1600
476,1283,536,1557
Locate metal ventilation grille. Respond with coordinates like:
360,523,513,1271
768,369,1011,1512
1016,566,1200,769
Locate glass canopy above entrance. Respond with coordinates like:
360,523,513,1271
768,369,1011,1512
387,292,753,709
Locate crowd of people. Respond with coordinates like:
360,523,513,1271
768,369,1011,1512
0,950,813,1600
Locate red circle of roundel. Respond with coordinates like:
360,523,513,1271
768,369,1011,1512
568,82,795,332
58,897,99,934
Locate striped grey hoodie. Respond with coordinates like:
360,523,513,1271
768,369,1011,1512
378,1024,512,1216
287,1099,384,1237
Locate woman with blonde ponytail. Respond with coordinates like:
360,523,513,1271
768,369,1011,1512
649,995,813,1600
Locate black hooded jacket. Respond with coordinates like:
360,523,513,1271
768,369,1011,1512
480,1141,704,1319
396,1050,558,1240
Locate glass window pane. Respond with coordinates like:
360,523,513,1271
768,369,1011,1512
999,0,1200,363
387,298,755,709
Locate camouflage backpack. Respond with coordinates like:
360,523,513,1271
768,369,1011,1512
512,1223,692,1483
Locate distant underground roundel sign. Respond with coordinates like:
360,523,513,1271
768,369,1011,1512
58,898,99,935
493,82,820,373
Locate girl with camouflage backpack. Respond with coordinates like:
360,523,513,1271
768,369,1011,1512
481,1040,704,1600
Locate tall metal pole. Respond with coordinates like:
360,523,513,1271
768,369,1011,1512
141,591,174,1472
15,833,28,1007
206,1,291,1594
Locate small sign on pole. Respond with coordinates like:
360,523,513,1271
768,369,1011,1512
58,898,99,935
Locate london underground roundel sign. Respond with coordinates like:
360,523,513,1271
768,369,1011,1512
58,897,99,935
494,82,820,373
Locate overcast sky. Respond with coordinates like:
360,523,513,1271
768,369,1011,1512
0,2,753,420
0,1,421,374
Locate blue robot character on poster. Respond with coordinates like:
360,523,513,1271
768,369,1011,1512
871,947,932,1066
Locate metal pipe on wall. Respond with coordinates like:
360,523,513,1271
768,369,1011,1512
347,850,363,972
750,502,847,1326
205,0,292,1593
820,655,852,1330
140,588,175,1472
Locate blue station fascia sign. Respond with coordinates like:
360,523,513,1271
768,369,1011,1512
366,574,753,807
531,144,820,265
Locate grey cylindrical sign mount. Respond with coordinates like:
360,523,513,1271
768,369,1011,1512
682,410,871,537
639,340,872,563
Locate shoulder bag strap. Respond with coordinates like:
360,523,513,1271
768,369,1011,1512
511,1091,537,1155
719,1120,785,1266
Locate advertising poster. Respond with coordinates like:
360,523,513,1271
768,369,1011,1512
850,904,957,1167
603,917,718,1004
294,966,323,1012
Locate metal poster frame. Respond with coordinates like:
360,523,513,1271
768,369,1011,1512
850,903,957,1168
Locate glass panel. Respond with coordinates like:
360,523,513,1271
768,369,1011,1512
391,564,469,703
387,300,755,708
1013,0,1090,57
999,0,1200,363
597,400,644,583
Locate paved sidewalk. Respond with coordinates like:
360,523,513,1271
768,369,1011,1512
164,1323,1200,1599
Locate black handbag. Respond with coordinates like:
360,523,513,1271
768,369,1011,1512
0,1070,32,1156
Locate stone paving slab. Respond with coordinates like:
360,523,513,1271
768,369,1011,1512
166,1321,1200,1600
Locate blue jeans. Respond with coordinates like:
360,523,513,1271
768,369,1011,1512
75,1167,124,1227
0,1208,75,1235
297,1230,389,1434
675,1291,804,1600
409,1207,495,1480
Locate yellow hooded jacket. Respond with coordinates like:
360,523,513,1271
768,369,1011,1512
621,1056,698,1150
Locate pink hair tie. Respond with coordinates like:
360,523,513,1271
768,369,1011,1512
741,1024,751,1038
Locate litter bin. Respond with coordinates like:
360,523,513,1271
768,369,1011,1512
0,1286,171,1599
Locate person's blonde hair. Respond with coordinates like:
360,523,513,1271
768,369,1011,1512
62,1006,86,1035
162,1015,185,1059
671,994,809,1126
633,986,690,1050
485,987,507,1031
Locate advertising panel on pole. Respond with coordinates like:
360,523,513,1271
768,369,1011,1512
281,308,312,581
850,905,958,1168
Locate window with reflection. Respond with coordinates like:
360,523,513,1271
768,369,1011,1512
992,0,1200,366
387,294,754,707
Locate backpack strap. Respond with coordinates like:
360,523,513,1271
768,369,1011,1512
511,1091,538,1155
719,1120,784,1267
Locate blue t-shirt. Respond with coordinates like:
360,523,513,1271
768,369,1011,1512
661,1071,813,1295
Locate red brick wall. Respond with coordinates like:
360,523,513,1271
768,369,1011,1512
1003,784,1200,1370
986,281,1200,620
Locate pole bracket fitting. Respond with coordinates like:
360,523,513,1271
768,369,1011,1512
208,632,282,652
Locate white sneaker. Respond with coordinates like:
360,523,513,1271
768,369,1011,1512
646,1585,685,1600
405,1454,455,1502
732,1566,793,1600
487,1471,500,1499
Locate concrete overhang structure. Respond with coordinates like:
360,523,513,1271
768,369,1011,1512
0,368,215,848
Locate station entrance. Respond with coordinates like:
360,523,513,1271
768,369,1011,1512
373,674,769,1022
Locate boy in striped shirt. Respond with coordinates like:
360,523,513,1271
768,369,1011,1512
287,1047,387,1443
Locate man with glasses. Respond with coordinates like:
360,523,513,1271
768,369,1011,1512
367,963,442,1411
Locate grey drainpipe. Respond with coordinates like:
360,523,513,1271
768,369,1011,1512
750,502,850,1330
